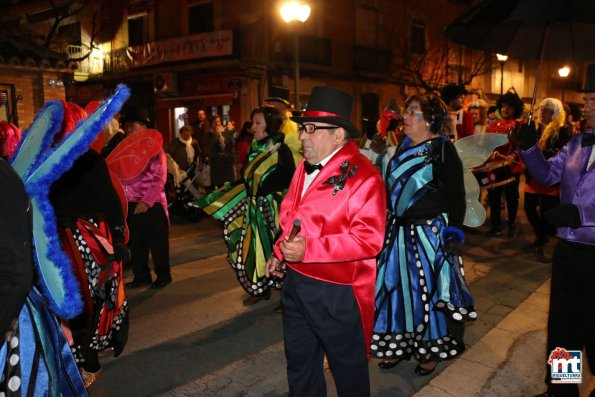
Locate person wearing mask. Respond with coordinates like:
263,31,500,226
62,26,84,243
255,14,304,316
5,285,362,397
265,86,387,396
372,94,476,376
523,98,572,262
516,64,595,397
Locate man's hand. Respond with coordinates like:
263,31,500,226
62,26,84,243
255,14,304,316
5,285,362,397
265,256,286,279
133,202,150,214
515,122,538,151
280,236,305,263
545,204,581,229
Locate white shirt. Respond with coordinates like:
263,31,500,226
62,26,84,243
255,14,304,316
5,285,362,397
301,146,344,198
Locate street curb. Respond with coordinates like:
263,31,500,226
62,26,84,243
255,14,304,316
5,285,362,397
414,279,551,397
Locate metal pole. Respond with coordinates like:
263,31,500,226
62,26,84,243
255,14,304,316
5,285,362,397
500,62,504,95
294,32,300,110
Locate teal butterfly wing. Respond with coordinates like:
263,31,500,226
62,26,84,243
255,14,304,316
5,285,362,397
11,102,64,180
454,134,509,227
15,84,130,318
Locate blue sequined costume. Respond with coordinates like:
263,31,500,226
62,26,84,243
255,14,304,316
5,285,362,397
371,137,476,363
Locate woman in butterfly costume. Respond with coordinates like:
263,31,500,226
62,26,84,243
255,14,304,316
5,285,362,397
0,86,130,396
198,106,295,305
49,102,130,387
371,95,477,376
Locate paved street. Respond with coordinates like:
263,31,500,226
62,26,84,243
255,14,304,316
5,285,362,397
88,210,594,397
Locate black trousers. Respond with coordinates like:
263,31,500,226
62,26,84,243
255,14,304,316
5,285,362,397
127,202,171,282
545,240,595,397
282,270,370,397
488,174,520,228
524,192,558,246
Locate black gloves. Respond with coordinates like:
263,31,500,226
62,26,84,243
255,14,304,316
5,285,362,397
442,226,464,256
515,122,538,151
114,242,131,263
545,204,582,229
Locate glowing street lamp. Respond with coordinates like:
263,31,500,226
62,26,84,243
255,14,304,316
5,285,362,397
496,53,508,95
280,1,311,109
559,66,570,101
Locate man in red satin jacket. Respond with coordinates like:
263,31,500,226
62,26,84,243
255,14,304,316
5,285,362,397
266,86,387,397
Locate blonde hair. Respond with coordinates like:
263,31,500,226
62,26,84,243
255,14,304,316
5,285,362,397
539,110,566,150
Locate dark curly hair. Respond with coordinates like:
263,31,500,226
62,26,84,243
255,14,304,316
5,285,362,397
440,83,467,105
496,92,524,119
405,94,449,135
250,105,283,136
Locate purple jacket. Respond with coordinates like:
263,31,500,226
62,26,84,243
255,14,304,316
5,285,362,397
520,134,595,246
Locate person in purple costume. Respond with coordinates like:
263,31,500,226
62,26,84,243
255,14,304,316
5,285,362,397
517,65,595,397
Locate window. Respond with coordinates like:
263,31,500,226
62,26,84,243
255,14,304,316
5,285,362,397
188,2,214,34
128,14,149,46
411,21,426,54
58,22,81,46
354,46,390,73
298,35,332,66
0,84,18,126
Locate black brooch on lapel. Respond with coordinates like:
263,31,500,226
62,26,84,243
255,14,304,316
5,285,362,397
323,160,358,196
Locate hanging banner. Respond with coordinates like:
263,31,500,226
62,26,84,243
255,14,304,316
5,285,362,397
126,30,233,68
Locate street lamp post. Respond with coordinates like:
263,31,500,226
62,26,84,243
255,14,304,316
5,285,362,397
558,66,570,102
496,53,508,95
280,1,310,111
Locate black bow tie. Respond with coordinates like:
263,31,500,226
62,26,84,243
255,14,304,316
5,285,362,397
304,162,324,175
581,132,595,147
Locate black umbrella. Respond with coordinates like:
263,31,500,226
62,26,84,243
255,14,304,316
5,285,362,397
444,0,595,118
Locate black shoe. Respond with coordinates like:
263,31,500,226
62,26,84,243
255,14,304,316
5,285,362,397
273,304,283,313
125,279,152,289
507,224,517,238
243,289,271,306
414,362,437,376
533,247,546,262
151,279,171,289
378,358,403,369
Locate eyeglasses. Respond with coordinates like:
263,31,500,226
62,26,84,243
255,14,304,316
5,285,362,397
298,123,338,134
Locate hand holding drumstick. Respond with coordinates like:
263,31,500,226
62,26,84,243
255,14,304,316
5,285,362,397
266,219,301,279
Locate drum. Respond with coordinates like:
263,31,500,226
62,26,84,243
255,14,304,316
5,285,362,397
471,160,515,189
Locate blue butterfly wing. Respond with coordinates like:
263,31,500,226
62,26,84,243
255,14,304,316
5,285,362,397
23,84,130,318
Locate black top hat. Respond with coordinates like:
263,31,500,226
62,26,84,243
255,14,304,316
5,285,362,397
120,105,151,126
440,83,468,105
291,86,360,138
580,63,595,92
264,86,291,106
